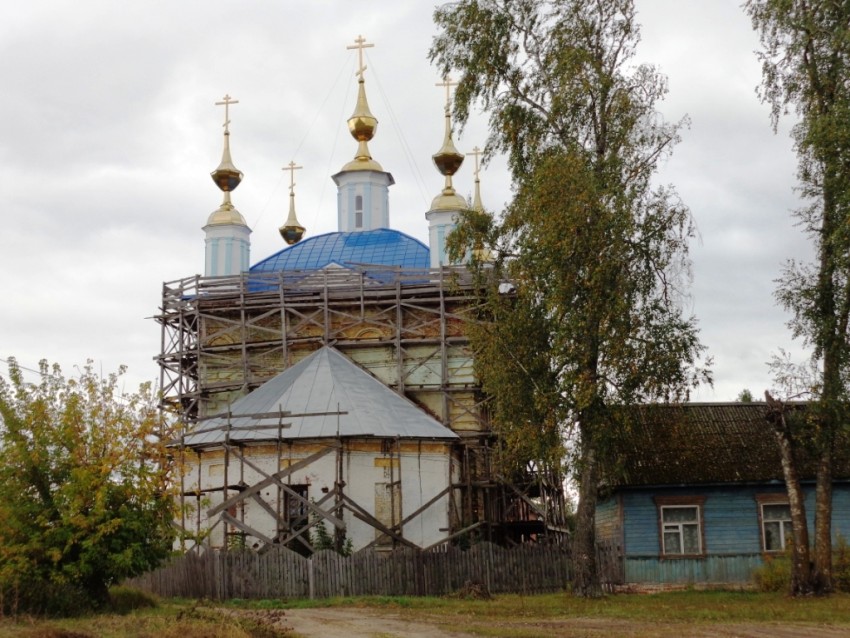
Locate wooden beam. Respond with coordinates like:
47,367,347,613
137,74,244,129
421,521,483,551
221,512,275,546
280,482,346,530
224,444,346,529
340,493,419,550
250,492,280,521
208,444,339,516
497,474,549,521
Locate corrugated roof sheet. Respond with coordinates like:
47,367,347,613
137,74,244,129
250,229,430,274
610,403,850,487
182,346,457,447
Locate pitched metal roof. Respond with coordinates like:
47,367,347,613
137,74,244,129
182,346,457,447
609,403,850,487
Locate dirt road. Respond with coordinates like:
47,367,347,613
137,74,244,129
282,608,468,637
274,609,850,638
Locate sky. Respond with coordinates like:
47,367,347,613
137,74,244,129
0,1,812,401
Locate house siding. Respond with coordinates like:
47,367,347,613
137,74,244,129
601,482,850,584
596,495,621,546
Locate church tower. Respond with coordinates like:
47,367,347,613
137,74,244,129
426,78,466,268
331,36,395,233
204,95,251,277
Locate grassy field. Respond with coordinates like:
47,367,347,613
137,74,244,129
2,590,850,637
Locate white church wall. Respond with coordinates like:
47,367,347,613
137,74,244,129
179,439,453,552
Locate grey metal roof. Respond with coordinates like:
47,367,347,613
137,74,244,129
182,346,457,446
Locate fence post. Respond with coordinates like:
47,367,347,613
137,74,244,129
308,556,315,600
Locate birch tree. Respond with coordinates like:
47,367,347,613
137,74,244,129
747,0,850,594
432,0,709,596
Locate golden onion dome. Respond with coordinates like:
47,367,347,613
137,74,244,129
432,109,464,177
347,79,378,142
206,193,247,226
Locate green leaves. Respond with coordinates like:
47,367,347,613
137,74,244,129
432,2,708,594
0,358,175,614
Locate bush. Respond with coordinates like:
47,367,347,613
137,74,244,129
107,586,159,614
753,536,850,593
834,535,850,593
753,553,792,592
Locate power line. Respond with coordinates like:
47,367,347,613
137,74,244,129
0,357,43,377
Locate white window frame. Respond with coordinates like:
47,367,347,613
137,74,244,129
654,495,706,557
660,505,702,556
760,502,793,553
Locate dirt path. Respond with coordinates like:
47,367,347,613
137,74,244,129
225,608,850,638
281,608,468,638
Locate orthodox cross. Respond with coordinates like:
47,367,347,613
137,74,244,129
435,76,459,111
347,35,374,80
283,161,303,195
466,146,483,180
215,94,239,133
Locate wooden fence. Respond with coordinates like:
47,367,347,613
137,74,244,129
127,542,623,600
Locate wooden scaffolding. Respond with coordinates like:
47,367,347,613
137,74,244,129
157,265,569,549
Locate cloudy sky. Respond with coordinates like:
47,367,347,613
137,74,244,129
0,1,810,401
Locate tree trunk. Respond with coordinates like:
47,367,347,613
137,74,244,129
813,444,833,593
773,426,813,595
765,392,813,595
572,439,601,597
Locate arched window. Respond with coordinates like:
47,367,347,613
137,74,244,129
355,195,363,228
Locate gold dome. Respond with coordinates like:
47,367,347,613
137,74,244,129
279,162,306,245
211,132,242,192
206,192,247,226
348,79,378,142
432,109,464,177
339,36,385,174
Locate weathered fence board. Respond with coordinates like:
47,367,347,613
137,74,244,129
126,541,624,600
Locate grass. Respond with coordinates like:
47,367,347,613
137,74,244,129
2,589,850,637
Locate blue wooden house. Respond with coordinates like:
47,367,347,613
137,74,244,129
596,403,850,585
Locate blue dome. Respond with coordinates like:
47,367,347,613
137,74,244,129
251,229,430,274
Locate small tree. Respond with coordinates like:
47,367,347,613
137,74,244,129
737,389,755,403
0,358,174,615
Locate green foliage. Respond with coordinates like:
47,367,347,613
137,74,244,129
753,552,793,592
432,0,709,595
107,586,159,614
753,537,850,594
834,535,850,593
311,518,353,557
0,358,176,615
737,389,754,403
747,0,850,594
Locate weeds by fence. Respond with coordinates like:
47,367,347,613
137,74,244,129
127,541,623,599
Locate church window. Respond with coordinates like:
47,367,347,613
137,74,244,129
355,195,363,228
285,484,309,531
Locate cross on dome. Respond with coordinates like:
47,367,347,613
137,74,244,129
435,76,459,112
215,94,239,133
467,146,483,180
347,35,374,80
283,160,303,195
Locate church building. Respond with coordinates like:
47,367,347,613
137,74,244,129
158,36,569,554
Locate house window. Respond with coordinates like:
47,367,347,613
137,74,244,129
756,493,794,552
762,503,792,551
661,506,701,554
355,195,363,228
654,495,706,557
